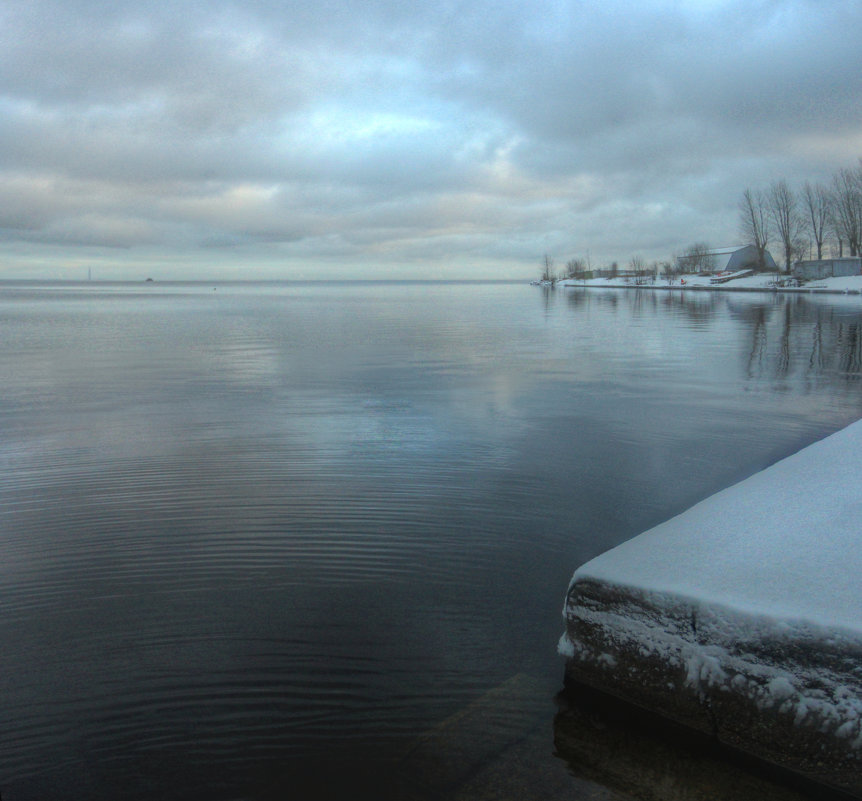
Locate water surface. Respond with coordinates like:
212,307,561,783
2,281,860,799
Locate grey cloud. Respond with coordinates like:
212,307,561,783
1,0,861,275
423,1,862,156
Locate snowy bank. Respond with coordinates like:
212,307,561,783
559,420,862,796
556,273,862,295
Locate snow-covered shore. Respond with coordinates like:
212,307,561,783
560,420,862,796
554,272,862,295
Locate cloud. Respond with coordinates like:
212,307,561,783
1,0,861,277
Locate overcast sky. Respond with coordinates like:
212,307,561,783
2,0,861,280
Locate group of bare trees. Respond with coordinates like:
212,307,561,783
740,181,805,272
541,252,677,284
741,160,862,272
564,255,590,279
677,241,713,273
828,166,862,258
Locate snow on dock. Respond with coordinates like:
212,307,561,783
560,420,862,796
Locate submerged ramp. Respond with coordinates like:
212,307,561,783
560,421,862,797
390,673,626,801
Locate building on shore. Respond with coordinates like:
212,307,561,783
793,257,862,281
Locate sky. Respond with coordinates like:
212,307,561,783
2,0,862,281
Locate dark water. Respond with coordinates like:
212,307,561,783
2,281,861,800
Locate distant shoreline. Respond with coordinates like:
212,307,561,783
556,282,862,295
548,273,862,296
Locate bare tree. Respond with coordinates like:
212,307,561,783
541,254,556,284
801,181,829,260
739,188,771,271
660,260,676,284
565,257,588,279
677,242,713,273
768,179,803,273
829,166,862,257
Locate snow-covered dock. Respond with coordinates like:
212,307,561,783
560,420,862,796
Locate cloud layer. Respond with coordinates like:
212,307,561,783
2,0,861,278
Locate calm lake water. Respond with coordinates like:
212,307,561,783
2,280,861,800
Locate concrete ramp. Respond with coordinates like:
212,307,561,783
561,420,862,797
